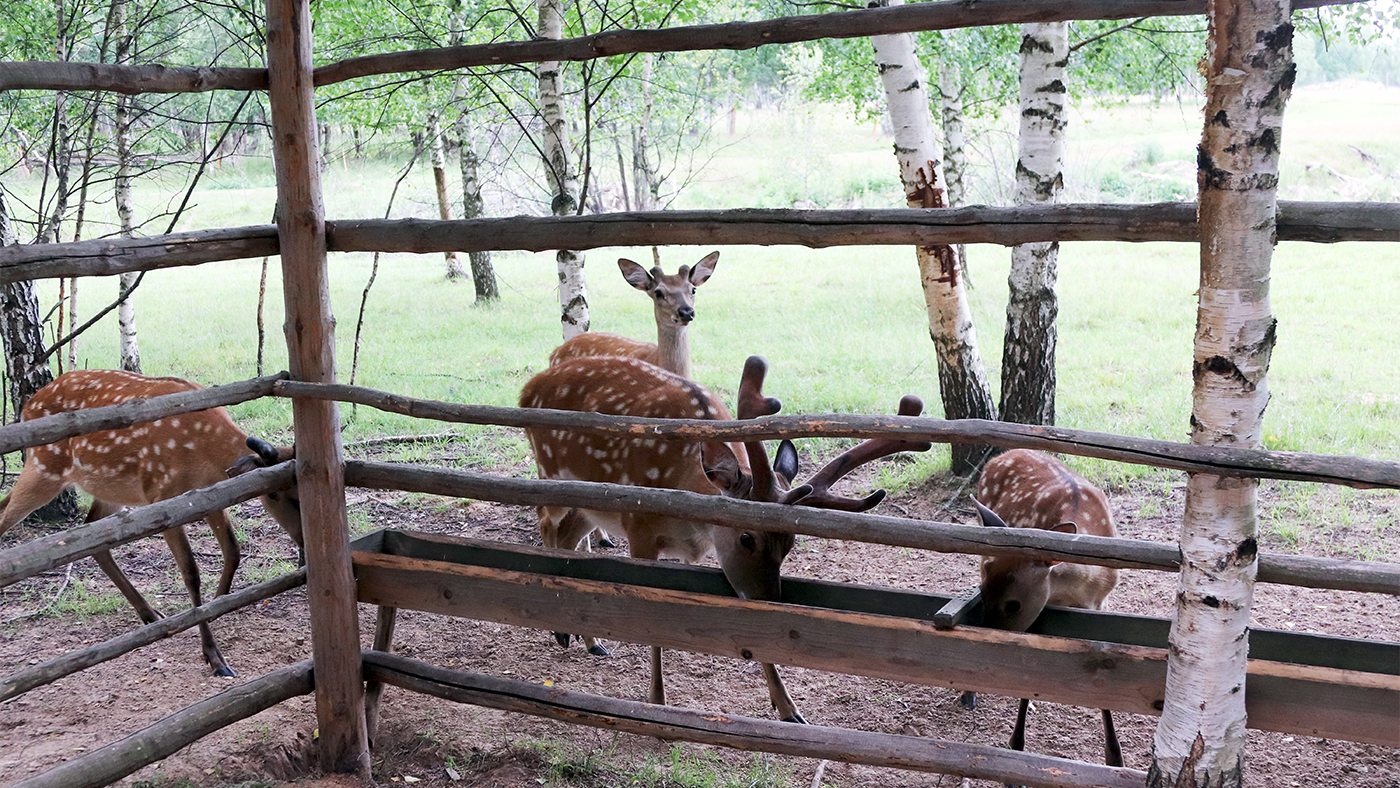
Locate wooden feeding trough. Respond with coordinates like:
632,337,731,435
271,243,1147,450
351,528,1400,752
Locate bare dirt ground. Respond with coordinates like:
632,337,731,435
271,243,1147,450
1,449,1396,788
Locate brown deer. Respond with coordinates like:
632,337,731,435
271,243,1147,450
521,354,928,723
548,251,720,380
0,369,302,677
972,448,1122,770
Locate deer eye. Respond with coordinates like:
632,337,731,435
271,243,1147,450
1004,600,1022,615
691,287,697,294
739,532,757,550
653,291,664,299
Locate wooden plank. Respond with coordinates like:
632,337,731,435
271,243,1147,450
934,593,982,630
0,60,266,93
343,464,1400,596
360,531,1400,676
6,660,313,788
350,549,1400,745
266,0,367,775
0,374,286,455
364,651,1148,788
0,464,295,588
312,0,1351,86
0,225,279,285
0,569,306,702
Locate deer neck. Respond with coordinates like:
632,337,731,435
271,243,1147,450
655,323,692,379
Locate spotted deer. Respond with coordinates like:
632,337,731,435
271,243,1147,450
520,354,929,723
972,448,1122,768
548,251,719,380
0,369,301,676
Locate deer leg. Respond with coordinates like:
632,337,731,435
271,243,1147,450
762,663,807,724
1003,697,1032,788
1102,709,1123,767
206,510,240,598
83,500,162,624
0,461,68,538
163,524,234,677
539,506,610,656
649,646,666,705
958,690,978,709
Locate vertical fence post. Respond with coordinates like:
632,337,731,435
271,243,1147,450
265,0,370,776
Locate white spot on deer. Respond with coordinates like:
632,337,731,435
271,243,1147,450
169,418,181,428
694,409,706,418
184,442,197,450
542,444,554,459
167,439,177,449
646,467,660,481
153,419,163,427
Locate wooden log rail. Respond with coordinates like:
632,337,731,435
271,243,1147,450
0,463,295,589
0,568,306,702
3,203,1394,284
0,373,288,455
282,380,1400,490
5,660,314,788
0,0,1353,94
363,651,1147,788
344,461,1400,596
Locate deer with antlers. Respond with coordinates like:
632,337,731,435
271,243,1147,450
0,369,301,677
548,252,719,380
971,448,1123,768
520,354,929,722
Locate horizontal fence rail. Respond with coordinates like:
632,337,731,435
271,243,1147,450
0,0,1352,94
0,463,296,589
0,568,307,703
4,203,1393,284
6,660,314,788
365,651,1147,788
284,380,1400,489
344,461,1400,596
0,373,288,455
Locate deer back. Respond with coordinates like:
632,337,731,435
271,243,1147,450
548,331,660,369
974,448,1118,631
9,369,302,544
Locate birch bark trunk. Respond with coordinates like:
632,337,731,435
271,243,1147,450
538,0,588,338
1148,1,1290,784
632,53,660,211
871,0,997,476
1000,22,1066,427
428,112,467,281
937,59,968,276
113,0,141,373
448,1,499,303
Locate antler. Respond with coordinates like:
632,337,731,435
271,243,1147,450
735,356,809,503
795,394,933,512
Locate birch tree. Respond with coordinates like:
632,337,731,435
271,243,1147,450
449,0,498,303
1148,0,1290,784
870,0,996,475
936,59,969,275
427,111,468,281
113,0,141,372
538,0,588,338
1000,22,1067,426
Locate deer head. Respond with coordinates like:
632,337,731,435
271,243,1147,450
618,251,719,328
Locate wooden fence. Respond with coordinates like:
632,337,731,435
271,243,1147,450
0,0,1395,783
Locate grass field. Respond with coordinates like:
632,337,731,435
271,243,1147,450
5,82,1398,485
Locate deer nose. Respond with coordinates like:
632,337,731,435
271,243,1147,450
677,305,695,324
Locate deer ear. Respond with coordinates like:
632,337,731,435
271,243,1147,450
618,258,653,291
689,251,719,287
773,439,799,484
972,497,1008,528
701,443,744,493
1050,521,1079,535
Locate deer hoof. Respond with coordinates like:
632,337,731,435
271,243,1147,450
587,643,611,657
213,665,237,678
553,632,572,648
597,536,616,549
781,712,808,724
958,690,978,710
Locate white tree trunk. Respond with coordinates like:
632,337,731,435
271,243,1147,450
448,1,499,303
428,111,467,281
1148,1,1289,785
632,53,659,211
937,59,968,278
1001,21,1066,427
871,0,997,476
538,0,588,338
113,0,140,373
